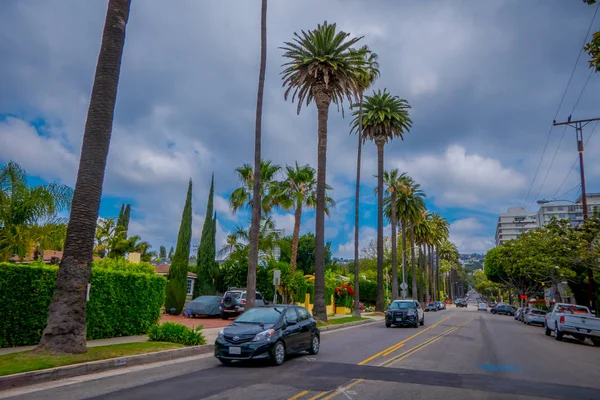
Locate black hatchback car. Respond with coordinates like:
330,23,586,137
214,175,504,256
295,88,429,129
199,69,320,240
214,305,320,366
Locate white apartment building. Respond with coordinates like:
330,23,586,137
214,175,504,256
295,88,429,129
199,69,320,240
495,207,538,247
537,193,600,227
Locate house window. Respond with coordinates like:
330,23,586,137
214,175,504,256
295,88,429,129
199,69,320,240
559,213,567,219
187,279,194,296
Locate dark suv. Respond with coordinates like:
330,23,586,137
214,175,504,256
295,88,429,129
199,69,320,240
220,289,266,319
490,304,515,316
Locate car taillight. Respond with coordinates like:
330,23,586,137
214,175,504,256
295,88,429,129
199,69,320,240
529,313,535,316
559,316,565,324
220,299,223,303
241,299,246,305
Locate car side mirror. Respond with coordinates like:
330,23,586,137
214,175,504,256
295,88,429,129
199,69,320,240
286,319,297,326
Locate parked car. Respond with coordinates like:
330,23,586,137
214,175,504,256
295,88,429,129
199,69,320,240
425,302,438,312
545,303,600,346
524,309,547,325
519,307,530,323
385,299,424,328
214,305,320,366
436,301,446,310
477,303,487,312
220,289,266,319
185,295,222,317
514,308,523,320
490,304,515,316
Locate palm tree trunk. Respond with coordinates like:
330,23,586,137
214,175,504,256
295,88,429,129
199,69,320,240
313,88,331,322
375,140,385,311
290,202,302,275
353,94,364,318
429,245,434,302
435,245,440,301
401,220,407,296
420,245,426,304
425,245,431,303
390,193,398,301
410,224,417,301
37,0,130,354
245,0,268,311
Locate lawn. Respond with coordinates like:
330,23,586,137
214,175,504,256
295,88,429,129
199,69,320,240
317,317,369,327
0,342,183,376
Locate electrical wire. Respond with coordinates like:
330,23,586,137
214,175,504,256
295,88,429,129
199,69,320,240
522,2,600,207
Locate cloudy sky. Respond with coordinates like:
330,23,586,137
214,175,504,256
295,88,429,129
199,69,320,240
1,0,599,257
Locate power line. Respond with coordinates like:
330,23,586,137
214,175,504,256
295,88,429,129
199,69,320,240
522,3,600,207
551,121,598,199
571,69,594,114
531,125,568,206
556,183,580,200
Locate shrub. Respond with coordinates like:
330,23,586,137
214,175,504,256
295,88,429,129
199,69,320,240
148,322,206,346
92,257,156,275
0,262,166,347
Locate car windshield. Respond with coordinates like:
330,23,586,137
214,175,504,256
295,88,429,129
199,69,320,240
531,310,546,315
390,302,414,309
236,307,283,324
225,291,242,298
479,303,486,307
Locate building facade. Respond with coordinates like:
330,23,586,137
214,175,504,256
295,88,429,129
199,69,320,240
537,193,600,228
495,207,538,246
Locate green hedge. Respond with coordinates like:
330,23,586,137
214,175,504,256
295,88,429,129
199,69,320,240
0,262,166,347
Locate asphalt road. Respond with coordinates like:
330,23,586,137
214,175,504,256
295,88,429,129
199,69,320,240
2,307,599,400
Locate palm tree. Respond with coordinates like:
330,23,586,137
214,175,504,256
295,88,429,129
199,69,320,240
350,47,380,316
277,162,334,275
438,239,459,299
281,21,365,321
380,170,411,300
0,161,73,261
414,211,433,304
38,0,131,354
430,213,450,301
354,90,412,311
246,0,268,311
230,160,281,215
404,181,426,302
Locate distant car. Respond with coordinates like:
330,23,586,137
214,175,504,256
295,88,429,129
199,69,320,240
436,301,446,310
185,295,222,317
477,303,487,312
490,305,515,316
455,299,467,308
425,302,438,312
385,299,424,328
220,289,267,319
214,305,320,366
514,308,523,320
524,309,547,325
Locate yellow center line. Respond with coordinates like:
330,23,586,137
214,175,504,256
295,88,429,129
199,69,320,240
321,379,364,400
288,390,310,400
378,318,473,367
307,391,331,399
357,315,452,365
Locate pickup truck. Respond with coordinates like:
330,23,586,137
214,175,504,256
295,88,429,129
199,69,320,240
545,303,600,346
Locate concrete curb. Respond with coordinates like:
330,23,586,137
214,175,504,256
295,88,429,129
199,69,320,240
320,318,379,332
0,344,214,391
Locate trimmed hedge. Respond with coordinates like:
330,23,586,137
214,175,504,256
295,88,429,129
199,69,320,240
0,262,166,347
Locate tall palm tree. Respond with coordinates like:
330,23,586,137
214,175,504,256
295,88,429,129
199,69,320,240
277,162,334,275
39,0,131,354
354,90,412,311
384,173,425,300
281,21,365,321
350,47,379,317
414,211,433,303
230,160,281,215
430,213,450,301
246,0,268,311
381,170,411,300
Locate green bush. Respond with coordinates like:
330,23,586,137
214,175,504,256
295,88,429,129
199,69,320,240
0,262,166,347
92,257,156,275
358,279,377,303
148,322,206,346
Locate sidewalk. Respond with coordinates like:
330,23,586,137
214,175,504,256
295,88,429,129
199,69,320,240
0,328,223,356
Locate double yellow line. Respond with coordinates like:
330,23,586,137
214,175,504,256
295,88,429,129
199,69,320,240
289,315,474,400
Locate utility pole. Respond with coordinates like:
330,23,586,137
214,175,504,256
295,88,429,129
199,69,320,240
553,116,600,312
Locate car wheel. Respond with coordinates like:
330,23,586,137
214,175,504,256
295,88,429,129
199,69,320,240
420,317,424,326
308,336,320,355
592,338,600,347
385,321,391,328
413,320,419,328
271,341,286,366
220,312,228,320
218,358,232,365
554,324,563,341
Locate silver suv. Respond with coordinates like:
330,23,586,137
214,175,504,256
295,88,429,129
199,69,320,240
220,289,267,319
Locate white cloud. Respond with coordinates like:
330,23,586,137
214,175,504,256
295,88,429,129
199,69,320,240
392,145,527,208
449,217,494,254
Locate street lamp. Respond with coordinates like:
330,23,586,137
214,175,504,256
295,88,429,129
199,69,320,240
537,199,576,205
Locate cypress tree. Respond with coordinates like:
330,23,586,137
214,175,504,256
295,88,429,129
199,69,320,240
168,246,174,259
159,245,167,259
122,204,131,236
116,204,125,229
165,179,193,314
195,174,216,296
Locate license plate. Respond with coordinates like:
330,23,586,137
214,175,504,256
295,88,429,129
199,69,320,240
395,318,403,322
229,347,241,355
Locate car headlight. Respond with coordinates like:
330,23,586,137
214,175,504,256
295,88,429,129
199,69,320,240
218,329,224,340
407,310,415,316
253,329,275,342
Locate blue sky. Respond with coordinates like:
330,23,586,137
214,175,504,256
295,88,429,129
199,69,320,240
1,0,600,257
